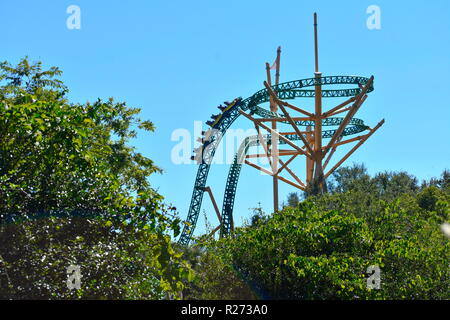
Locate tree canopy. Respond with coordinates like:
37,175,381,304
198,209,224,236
0,58,190,299
185,168,450,299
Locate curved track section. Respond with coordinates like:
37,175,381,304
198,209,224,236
178,76,373,245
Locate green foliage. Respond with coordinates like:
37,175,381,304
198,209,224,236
184,167,450,300
179,244,257,300
0,57,67,102
285,192,301,208
328,163,419,199
0,58,189,299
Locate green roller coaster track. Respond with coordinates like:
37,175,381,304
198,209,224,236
178,75,374,245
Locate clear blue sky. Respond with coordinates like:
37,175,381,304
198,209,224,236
2,0,450,237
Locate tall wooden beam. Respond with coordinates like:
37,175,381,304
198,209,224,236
314,12,319,73
245,160,274,176
266,62,275,113
277,175,306,191
324,94,368,155
279,158,306,187
324,119,385,178
264,81,314,117
324,76,374,155
313,12,325,192
246,150,303,159
272,118,279,212
254,124,274,172
325,106,352,117
264,81,315,157
322,96,357,118
323,136,341,170
201,186,222,223
271,47,282,213
277,154,298,174
254,117,314,123
306,126,314,183
278,104,315,158
239,110,310,157
275,46,281,86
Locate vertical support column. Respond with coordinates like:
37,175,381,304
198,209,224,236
312,12,326,194
306,126,314,184
266,63,275,112
272,120,279,212
272,47,281,212
275,46,281,86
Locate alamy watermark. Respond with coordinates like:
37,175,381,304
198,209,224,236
366,5,381,30
366,265,381,289
171,121,273,171
66,264,82,290
66,5,81,30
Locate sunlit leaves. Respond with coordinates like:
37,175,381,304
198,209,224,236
185,183,450,299
0,58,189,299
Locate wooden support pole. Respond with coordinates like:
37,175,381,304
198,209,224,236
277,103,315,158
264,78,315,159
279,158,306,187
272,117,279,212
324,106,352,117
324,94,368,155
306,126,314,183
324,76,374,155
239,109,309,157
264,81,314,117
266,62,276,113
324,119,385,178
267,47,281,213
265,62,272,86
205,225,221,239
275,46,281,86
277,154,298,174
322,96,357,118
331,134,365,148
314,13,319,73
312,12,327,193
255,117,314,123
323,136,341,170
201,186,222,223
246,150,302,159
277,175,306,191
254,124,274,172
245,160,274,176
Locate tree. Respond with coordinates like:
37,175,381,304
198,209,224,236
180,241,258,300
184,171,450,299
372,171,418,197
425,169,450,190
328,163,371,193
249,202,266,227
286,192,301,208
327,163,419,199
0,58,190,299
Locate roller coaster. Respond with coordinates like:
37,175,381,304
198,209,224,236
178,14,384,245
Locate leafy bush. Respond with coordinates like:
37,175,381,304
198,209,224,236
0,58,190,299
185,170,450,300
